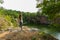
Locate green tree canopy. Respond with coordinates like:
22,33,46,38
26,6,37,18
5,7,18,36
0,0,4,4
36,0,60,19
36,0,60,28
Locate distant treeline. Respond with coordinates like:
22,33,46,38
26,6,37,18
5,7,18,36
0,7,49,25
0,7,60,32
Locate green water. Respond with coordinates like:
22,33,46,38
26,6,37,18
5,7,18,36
24,24,60,40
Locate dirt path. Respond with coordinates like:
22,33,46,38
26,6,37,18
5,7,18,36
0,31,10,38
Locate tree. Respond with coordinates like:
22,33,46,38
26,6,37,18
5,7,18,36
0,0,4,4
36,0,60,31
36,0,60,19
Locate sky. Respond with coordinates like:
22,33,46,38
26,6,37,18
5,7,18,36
0,0,39,12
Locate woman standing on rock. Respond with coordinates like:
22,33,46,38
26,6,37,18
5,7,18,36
18,12,23,31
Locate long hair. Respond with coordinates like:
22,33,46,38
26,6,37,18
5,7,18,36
19,14,21,20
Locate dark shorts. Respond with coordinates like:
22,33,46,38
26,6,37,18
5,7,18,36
19,22,23,27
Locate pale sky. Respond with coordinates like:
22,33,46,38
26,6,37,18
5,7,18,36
0,0,39,12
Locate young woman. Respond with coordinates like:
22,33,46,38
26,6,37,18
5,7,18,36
18,12,23,31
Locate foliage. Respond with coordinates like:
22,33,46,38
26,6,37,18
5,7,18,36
0,7,19,30
0,0,4,4
0,7,49,30
0,16,11,30
0,7,60,32
36,0,60,19
36,0,60,30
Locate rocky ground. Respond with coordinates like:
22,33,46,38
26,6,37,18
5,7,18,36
0,26,58,40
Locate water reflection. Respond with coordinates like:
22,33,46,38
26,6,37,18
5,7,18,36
53,33,60,40
40,28,60,40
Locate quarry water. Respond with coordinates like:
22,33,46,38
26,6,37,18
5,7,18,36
39,28,60,40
